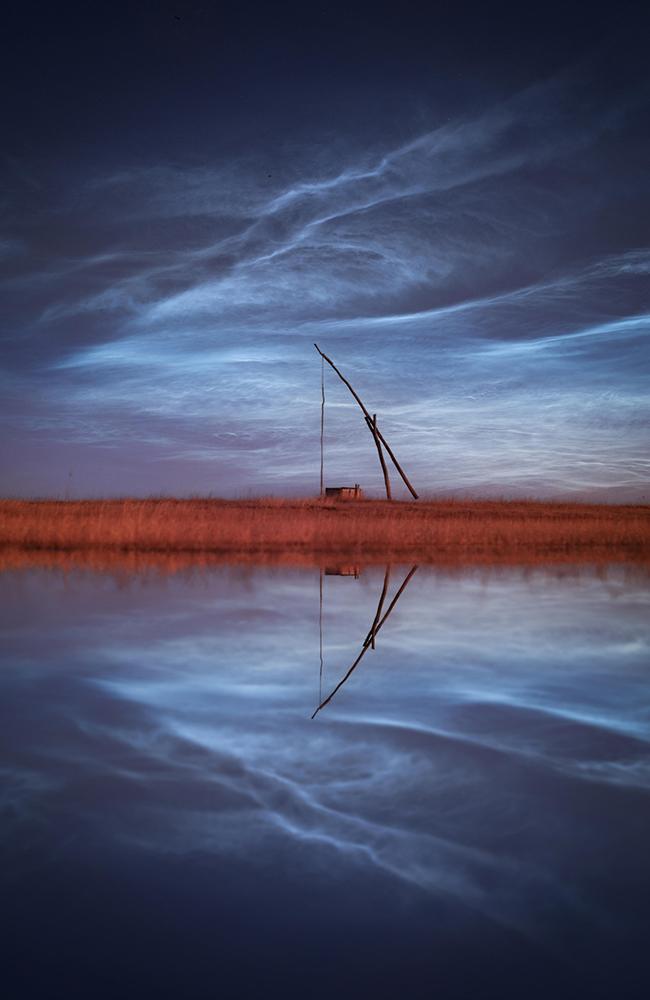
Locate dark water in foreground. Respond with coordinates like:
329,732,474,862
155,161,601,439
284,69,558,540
2,564,649,999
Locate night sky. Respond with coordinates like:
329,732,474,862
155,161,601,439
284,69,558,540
2,1,649,499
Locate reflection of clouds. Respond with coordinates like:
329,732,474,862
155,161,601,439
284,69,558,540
2,566,649,945
1,57,649,497
4,698,557,935
109,722,506,904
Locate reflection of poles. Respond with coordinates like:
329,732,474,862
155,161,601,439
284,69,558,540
313,344,418,500
311,565,418,719
365,565,391,650
319,568,324,703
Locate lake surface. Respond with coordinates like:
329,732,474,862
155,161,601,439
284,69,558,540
2,563,650,999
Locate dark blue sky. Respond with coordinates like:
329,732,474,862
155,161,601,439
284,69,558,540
2,1,649,498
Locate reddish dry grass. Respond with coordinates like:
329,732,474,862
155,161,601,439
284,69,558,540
1,497,648,569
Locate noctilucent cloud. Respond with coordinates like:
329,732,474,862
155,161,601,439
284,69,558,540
2,2,649,499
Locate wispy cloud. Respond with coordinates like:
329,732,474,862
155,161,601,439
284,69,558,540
1,58,648,497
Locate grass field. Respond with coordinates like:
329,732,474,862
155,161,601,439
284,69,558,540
1,497,648,570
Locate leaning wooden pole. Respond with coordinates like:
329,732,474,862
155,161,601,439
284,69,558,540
314,344,418,500
366,414,392,500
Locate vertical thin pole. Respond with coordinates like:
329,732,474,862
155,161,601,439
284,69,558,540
320,355,325,498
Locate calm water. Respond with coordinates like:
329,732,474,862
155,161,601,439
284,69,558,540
2,563,650,999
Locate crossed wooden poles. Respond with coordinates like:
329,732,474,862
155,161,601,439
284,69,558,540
314,344,418,501
312,564,418,719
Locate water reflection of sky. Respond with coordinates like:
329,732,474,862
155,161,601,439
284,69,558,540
2,565,650,998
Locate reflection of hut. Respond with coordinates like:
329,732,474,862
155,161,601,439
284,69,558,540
324,565,361,578
325,484,363,500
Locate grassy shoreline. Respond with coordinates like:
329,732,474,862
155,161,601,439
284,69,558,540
1,497,649,569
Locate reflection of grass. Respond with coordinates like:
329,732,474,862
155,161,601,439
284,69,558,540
1,498,648,568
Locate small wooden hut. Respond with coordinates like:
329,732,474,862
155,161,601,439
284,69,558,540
325,484,363,500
